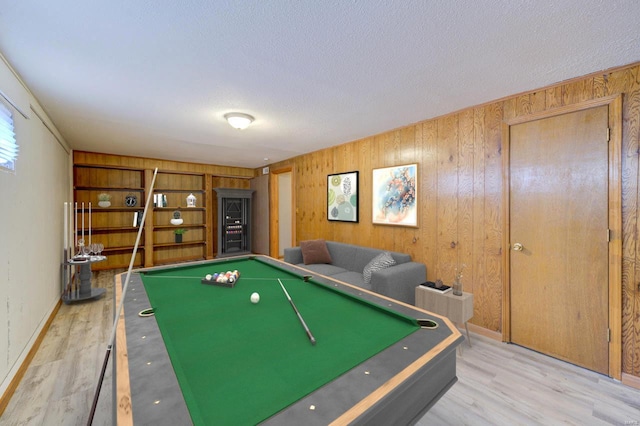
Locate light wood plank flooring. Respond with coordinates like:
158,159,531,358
0,269,120,426
1,269,639,425
420,334,640,425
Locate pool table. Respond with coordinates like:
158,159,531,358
114,255,462,425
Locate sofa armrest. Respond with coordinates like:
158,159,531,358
371,262,426,305
284,247,303,265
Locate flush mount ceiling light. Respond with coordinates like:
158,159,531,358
224,112,255,130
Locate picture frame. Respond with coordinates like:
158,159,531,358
372,163,418,227
327,171,359,223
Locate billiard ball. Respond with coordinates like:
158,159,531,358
250,292,260,304
205,274,212,281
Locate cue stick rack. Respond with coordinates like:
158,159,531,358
61,201,107,303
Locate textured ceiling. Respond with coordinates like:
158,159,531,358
1,1,639,168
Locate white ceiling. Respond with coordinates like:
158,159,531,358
1,1,639,169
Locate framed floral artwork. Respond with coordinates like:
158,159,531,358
372,164,418,227
327,171,359,223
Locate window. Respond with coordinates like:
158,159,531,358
0,101,18,172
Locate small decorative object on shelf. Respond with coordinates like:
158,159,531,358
125,193,138,207
420,280,451,294
132,210,144,227
171,210,183,226
154,193,168,207
98,193,111,208
453,264,465,296
186,193,197,207
174,228,187,243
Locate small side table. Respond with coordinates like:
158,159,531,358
62,255,107,304
415,286,473,349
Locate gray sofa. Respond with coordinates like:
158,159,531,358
283,240,426,305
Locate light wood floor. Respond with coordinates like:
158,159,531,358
1,269,639,425
420,336,640,425
0,269,120,426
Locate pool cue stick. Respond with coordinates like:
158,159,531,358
64,202,68,252
63,203,69,299
278,279,316,345
62,204,68,299
87,168,158,426
74,202,78,250
69,202,76,299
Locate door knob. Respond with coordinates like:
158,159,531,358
512,243,523,251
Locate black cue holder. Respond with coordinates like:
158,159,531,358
201,278,238,288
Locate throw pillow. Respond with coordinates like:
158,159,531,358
363,252,397,284
300,239,332,265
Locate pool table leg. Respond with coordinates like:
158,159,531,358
465,322,471,347
458,322,472,356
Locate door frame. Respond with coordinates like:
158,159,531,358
501,94,622,379
269,166,296,258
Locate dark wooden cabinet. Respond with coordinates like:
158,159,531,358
214,188,254,257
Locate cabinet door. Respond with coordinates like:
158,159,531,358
223,198,245,253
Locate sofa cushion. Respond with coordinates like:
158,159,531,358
331,271,369,290
296,263,349,277
326,242,358,270
352,247,411,272
353,246,386,272
300,239,332,265
389,252,411,265
363,252,397,284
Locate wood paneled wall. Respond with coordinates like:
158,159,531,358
267,62,640,379
74,151,255,178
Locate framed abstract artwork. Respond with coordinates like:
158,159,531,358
327,171,359,222
372,164,418,227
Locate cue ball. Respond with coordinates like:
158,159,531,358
250,292,260,304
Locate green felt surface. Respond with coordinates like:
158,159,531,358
140,258,420,425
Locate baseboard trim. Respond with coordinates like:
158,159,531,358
466,322,502,341
622,372,640,390
0,298,62,416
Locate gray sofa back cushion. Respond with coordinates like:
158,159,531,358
325,242,358,270
326,241,410,273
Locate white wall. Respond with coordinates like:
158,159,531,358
0,54,71,396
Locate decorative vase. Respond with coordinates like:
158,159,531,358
175,234,183,243
452,279,463,296
170,218,183,225
98,201,111,208
186,193,196,207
